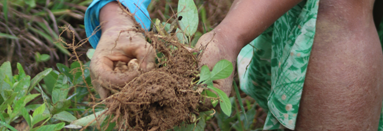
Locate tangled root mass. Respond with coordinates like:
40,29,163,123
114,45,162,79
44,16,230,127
99,27,204,131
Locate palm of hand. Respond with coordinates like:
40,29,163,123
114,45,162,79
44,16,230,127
90,29,155,99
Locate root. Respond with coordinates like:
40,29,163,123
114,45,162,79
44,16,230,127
90,2,205,130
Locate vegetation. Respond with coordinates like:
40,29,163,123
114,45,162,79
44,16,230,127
0,0,267,130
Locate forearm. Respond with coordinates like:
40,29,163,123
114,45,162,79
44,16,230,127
215,0,302,55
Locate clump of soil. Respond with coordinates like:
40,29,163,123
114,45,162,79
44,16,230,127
95,11,206,131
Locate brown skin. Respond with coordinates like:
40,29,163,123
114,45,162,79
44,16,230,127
296,0,383,130
93,0,383,130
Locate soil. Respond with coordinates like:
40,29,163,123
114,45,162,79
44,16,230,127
96,20,206,131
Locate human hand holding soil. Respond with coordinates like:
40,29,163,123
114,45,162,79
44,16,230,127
90,2,155,99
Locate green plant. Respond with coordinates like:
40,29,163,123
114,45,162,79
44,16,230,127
0,59,102,130
199,60,233,116
0,62,65,131
34,52,50,63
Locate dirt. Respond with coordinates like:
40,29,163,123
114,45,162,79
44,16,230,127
94,15,207,130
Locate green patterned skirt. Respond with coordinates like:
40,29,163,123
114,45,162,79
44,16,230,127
237,0,383,130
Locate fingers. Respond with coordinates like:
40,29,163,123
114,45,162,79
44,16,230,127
90,56,141,99
135,44,156,72
97,59,140,86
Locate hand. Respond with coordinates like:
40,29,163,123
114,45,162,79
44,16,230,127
195,29,239,96
89,2,155,99
90,27,155,99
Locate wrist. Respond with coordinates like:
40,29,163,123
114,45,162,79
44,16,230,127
100,2,138,33
213,24,246,58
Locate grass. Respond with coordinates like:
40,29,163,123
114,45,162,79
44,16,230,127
0,0,92,76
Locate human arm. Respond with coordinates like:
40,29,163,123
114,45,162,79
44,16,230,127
196,0,302,95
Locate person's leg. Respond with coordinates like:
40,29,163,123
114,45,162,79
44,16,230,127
296,0,383,130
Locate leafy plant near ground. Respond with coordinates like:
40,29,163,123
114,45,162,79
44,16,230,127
0,62,64,131
0,60,105,131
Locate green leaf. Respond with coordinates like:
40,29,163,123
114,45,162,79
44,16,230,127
26,104,41,111
0,92,17,113
86,49,95,59
0,33,18,39
56,63,72,79
28,27,70,55
13,94,39,117
215,106,235,130
21,107,32,127
36,22,58,40
0,61,12,99
52,88,68,104
35,123,64,131
3,0,8,24
0,111,5,121
0,121,18,131
70,61,84,85
39,54,50,62
42,71,59,95
52,111,76,122
50,99,71,115
35,52,41,62
176,29,188,44
14,76,31,100
23,94,40,105
57,73,69,87
203,90,217,98
25,0,36,8
29,68,52,92
198,65,210,84
7,104,12,114
73,87,88,102
210,60,233,80
207,86,232,116
17,63,26,79
35,85,52,105
4,75,13,87
31,114,50,126
69,109,107,127
52,74,69,103
54,122,65,130
202,90,218,107
33,103,45,117
177,0,198,36
162,22,172,33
